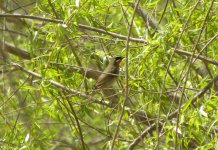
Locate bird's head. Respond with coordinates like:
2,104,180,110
113,56,124,67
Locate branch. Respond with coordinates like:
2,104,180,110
192,74,218,103
174,49,218,66
0,13,147,43
129,3,158,30
2,42,32,59
129,123,156,150
64,35,89,94
128,73,218,148
11,63,111,107
49,62,101,80
155,0,201,148
111,0,140,149
174,0,216,147
64,94,86,150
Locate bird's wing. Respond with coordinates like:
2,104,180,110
94,73,115,89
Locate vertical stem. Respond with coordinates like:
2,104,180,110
110,0,140,149
156,0,201,149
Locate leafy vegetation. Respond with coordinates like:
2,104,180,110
0,0,217,149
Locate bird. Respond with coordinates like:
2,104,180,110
92,56,124,95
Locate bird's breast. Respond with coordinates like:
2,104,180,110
110,66,119,75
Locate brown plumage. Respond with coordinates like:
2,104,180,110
93,56,124,92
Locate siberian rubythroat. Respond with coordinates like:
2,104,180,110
93,56,124,92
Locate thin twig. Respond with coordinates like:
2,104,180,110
192,74,218,103
64,35,89,94
47,1,89,95
64,93,86,150
154,0,169,33
129,123,156,149
110,0,140,149
129,69,218,148
174,0,215,148
156,0,201,148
